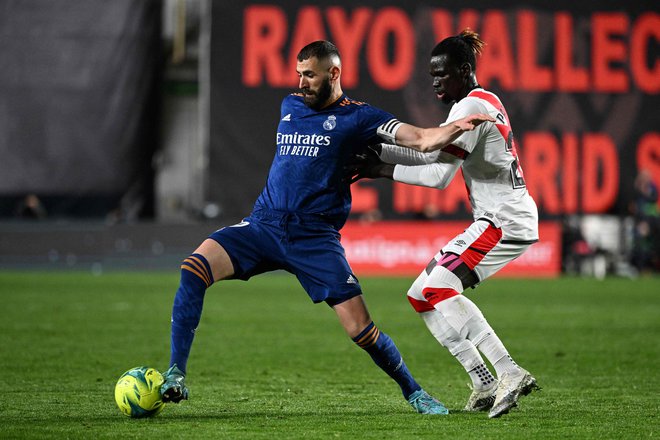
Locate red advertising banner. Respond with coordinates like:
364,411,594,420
210,2,659,221
341,221,561,277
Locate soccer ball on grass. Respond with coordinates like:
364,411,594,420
114,366,165,418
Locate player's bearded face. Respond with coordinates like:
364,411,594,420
301,75,332,110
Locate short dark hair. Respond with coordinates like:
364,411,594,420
431,29,485,70
297,40,341,63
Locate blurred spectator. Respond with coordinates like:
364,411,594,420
561,215,594,275
415,203,441,221
631,170,659,218
358,208,383,224
629,170,659,273
15,194,47,219
106,177,150,224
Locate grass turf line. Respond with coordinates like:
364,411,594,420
0,272,658,439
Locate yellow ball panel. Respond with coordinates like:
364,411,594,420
114,367,165,418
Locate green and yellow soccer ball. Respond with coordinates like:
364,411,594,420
114,366,165,418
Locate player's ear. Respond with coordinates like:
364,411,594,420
329,65,340,81
460,62,471,79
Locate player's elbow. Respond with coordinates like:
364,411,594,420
412,140,436,154
421,171,453,189
412,177,449,189
417,143,435,153
432,176,452,189
429,166,459,189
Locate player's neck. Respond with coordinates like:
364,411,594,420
467,82,481,92
459,82,481,101
320,88,344,109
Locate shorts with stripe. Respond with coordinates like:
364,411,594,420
208,209,362,306
408,218,534,313
435,218,535,284
407,218,535,313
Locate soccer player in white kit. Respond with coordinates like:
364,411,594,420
349,29,540,418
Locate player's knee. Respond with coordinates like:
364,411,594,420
421,287,460,307
352,321,381,350
407,294,435,313
180,253,215,288
408,277,460,313
407,272,435,313
193,239,235,281
407,280,420,300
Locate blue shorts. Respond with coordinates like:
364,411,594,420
208,209,362,306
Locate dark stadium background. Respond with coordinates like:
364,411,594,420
1,3,658,438
0,0,658,276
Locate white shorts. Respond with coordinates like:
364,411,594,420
407,218,535,313
435,218,534,285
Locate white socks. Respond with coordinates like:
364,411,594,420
408,263,520,387
421,310,496,390
438,295,521,378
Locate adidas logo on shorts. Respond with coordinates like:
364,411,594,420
346,274,357,284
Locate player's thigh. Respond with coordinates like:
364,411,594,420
288,226,362,304
207,219,283,281
414,220,502,291
472,241,531,281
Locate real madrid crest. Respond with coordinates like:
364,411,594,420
323,115,337,131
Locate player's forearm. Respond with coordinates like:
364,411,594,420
383,122,465,153
401,123,473,153
392,162,459,189
377,114,494,153
379,143,440,165
416,123,466,152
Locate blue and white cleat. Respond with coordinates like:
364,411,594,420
408,389,449,415
160,364,189,403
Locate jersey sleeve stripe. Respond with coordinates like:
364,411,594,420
377,119,402,144
443,144,469,160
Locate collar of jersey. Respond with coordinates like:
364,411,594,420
319,93,346,111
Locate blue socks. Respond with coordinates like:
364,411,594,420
169,254,214,373
169,254,420,402
352,322,421,399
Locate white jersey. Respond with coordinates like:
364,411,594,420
445,88,537,241
384,88,538,242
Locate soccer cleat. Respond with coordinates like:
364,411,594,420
160,364,189,403
488,369,539,418
464,381,498,412
407,389,449,415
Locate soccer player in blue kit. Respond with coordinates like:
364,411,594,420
160,40,493,414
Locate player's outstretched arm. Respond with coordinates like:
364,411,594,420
347,144,462,190
346,145,395,183
379,143,440,166
378,113,494,153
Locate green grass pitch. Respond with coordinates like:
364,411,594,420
0,272,658,439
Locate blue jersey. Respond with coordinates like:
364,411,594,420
253,93,394,229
